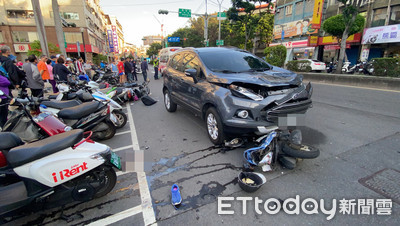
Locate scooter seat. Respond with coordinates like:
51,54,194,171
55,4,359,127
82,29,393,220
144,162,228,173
41,100,82,109
6,130,83,168
123,82,138,88
48,93,77,100
58,101,103,119
0,132,24,150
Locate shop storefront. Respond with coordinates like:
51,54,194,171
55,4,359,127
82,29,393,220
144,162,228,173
270,40,314,61
362,24,400,60
318,33,362,64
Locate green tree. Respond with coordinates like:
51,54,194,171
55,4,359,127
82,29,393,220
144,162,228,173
27,40,60,57
146,42,163,57
264,45,286,67
92,54,108,65
322,0,365,73
227,0,271,51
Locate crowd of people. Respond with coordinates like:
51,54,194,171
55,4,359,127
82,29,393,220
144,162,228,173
0,44,158,129
108,57,150,84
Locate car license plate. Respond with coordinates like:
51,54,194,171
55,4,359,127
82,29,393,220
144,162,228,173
110,151,121,170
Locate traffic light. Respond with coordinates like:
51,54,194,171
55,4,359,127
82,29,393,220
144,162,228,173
158,10,169,15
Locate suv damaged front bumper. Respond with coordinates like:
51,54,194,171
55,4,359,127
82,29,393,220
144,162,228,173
221,82,313,135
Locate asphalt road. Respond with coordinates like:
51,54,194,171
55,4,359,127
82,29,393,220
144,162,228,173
4,68,400,225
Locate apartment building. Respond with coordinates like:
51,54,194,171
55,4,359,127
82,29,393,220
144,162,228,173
0,0,123,62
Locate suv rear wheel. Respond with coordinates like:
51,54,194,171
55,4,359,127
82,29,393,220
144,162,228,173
205,107,225,145
164,89,177,112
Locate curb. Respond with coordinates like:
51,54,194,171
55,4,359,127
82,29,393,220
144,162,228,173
301,72,400,91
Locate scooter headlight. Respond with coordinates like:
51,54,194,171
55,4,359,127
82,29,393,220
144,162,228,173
64,126,72,132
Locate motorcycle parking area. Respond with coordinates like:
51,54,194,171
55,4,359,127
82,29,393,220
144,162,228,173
4,68,400,225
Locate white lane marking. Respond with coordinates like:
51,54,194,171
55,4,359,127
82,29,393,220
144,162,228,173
86,205,142,226
113,145,133,152
127,104,157,226
311,81,400,93
115,130,131,136
116,171,130,176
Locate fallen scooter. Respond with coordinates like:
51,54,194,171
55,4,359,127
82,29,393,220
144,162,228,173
0,129,121,220
243,128,320,171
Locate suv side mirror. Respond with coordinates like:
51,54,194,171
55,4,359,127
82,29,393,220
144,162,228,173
185,68,198,83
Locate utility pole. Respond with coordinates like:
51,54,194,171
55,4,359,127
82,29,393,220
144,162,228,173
360,0,375,61
153,14,165,48
31,0,49,56
52,0,66,56
217,0,224,47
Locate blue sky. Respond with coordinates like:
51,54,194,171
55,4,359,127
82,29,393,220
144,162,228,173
100,0,232,46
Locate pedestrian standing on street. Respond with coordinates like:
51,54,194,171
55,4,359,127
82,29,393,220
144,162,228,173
50,55,57,67
53,57,70,83
46,59,58,93
124,58,133,83
0,45,23,90
76,57,85,75
0,68,11,128
141,60,149,82
110,61,118,73
37,55,50,83
153,58,159,80
84,60,92,79
66,58,76,74
23,55,44,97
100,61,105,71
131,59,138,81
118,58,126,84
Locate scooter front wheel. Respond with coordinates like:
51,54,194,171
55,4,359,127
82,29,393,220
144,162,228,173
92,121,116,140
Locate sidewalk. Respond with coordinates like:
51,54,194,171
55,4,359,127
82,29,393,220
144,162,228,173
302,72,400,91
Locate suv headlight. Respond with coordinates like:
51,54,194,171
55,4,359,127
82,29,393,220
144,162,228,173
229,84,263,101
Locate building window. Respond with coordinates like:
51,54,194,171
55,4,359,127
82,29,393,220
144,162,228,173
62,12,79,20
286,5,293,16
64,32,83,44
295,2,303,16
89,35,97,47
371,8,387,27
0,32,4,43
389,5,400,25
7,10,34,19
50,12,79,20
12,31,38,43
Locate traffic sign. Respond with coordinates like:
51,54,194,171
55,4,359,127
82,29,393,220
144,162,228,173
217,12,226,20
179,8,191,18
168,37,180,42
216,40,224,46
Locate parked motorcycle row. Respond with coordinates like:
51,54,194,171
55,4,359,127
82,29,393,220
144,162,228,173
0,71,151,220
326,60,374,75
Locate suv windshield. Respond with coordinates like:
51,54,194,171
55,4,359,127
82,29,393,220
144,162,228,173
198,50,271,73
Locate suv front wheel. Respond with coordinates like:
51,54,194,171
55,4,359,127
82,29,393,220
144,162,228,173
164,89,177,112
205,107,226,145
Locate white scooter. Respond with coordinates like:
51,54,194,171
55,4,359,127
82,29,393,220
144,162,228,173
0,129,121,219
40,83,127,129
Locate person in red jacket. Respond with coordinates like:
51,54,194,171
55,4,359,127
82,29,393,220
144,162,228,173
117,58,126,84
